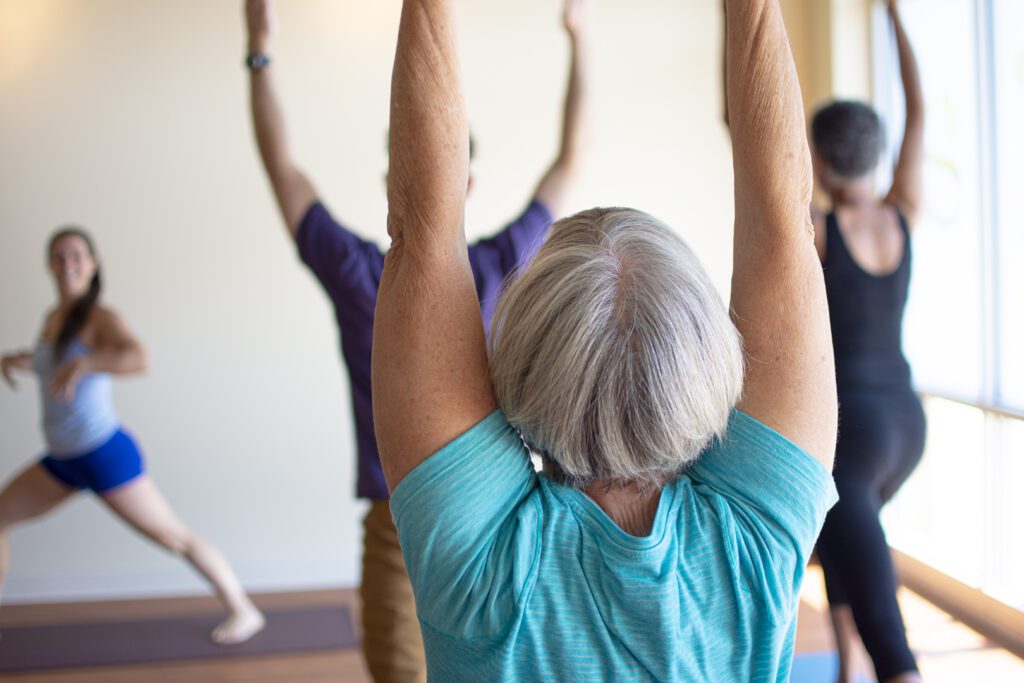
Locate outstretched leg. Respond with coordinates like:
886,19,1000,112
100,475,264,644
817,476,918,683
0,463,79,606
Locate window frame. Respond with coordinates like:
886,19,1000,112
870,0,1024,627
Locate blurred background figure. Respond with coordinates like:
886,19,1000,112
809,1,926,681
0,228,265,645
243,0,589,678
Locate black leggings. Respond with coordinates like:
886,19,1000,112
815,388,926,681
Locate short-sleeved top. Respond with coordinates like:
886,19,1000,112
296,200,553,500
390,410,838,682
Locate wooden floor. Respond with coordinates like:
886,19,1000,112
2,569,1022,682
797,567,1024,682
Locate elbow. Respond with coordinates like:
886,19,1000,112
553,157,578,184
134,346,150,374
907,107,925,129
554,151,585,185
904,89,926,119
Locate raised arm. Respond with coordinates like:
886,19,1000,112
883,0,925,227
532,0,591,217
245,0,317,237
372,0,495,490
725,0,837,468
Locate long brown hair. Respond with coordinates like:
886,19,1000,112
48,227,102,360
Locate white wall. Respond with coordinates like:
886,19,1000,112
0,0,736,603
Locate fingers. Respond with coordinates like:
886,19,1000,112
2,359,18,389
564,0,576,25
563,0,588,35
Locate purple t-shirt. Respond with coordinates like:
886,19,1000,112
296,199,553,500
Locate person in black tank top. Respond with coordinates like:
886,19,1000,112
809,3,927,682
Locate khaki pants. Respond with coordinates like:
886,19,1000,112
360,500,427,683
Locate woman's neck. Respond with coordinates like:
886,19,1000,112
828,177,877,209
583,480,664,537
56,290,84,310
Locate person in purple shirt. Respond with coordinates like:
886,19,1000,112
243,1,590,680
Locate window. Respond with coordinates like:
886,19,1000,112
993,0,1024,411
878,0,985,400
874,0,1024,610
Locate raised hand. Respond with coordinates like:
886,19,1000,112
1,353,31,390
2,356,19,390
245,0,276,52
49,357,86,402
563,0,588,39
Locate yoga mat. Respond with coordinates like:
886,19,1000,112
0,605,357,673
790,651,876,683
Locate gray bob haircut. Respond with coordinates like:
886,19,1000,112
488,208,744,489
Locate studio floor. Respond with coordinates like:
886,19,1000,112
1,566,1022,682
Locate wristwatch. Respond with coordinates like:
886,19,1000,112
244,52,271,71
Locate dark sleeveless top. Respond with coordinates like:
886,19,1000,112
823,210,913,392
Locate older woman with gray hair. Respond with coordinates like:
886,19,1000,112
372,0,838,680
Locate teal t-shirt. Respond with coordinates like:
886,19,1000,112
390,410,838,682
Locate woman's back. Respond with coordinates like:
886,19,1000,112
822,205,913,390
390,411,836,682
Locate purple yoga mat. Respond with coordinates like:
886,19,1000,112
0,605,357,673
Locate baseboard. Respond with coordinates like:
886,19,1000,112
0,586,360,628
3,568,354,605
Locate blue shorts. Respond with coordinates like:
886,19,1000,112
40,428,145,494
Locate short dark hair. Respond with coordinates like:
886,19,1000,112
811,100,884,179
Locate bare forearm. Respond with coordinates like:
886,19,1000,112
388,0,468,249
724,0,811,232
80,346,148,376
891,5,923,126
721,0,729,127
558,33,588,168
884,2,925,220
533,13,590,214
249,66,294,179
2,350,33,370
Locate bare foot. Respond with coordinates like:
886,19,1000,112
210,606,265,645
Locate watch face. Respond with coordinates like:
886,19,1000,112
246,53,270,70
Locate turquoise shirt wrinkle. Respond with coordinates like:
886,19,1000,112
391,410,838,682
